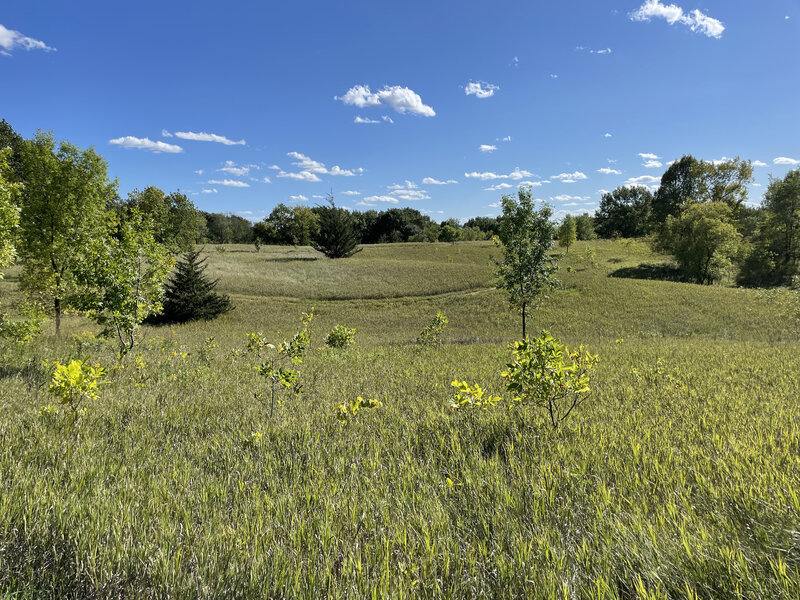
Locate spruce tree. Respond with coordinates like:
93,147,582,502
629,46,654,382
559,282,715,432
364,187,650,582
312,196,361,258
154,249,232,323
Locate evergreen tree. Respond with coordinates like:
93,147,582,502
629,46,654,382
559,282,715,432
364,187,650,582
153,249,233,323
312,196,361,258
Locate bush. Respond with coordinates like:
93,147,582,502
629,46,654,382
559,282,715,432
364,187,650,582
417,311,448,346
326,325,356,349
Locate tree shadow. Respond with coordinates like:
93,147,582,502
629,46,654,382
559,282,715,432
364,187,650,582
609,262,687,282
263,256,319,263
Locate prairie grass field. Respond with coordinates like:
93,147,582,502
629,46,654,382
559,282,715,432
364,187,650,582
1,240,799,598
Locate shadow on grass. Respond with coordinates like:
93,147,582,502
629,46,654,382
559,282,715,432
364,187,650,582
609,262,687,282
263,256,319,263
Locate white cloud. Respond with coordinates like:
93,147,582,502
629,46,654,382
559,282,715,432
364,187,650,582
341,190,361,196
512,56,519,67
388,180,418,191
354,116,380,124
288,151,327,173
0,24,55,54
643,160,663,168
174,131,245,145
485,183,513,191
774,157,800,165
625,175,660,187
201,188,218,194
219,160,257,177
267,165,281,170
519,180,545,187
335,84,435,116
630,0,725,38
550,74,558,79
207,179,250,188
604,133,613,138
597,168,622,175
479,144,497,153
595,48,612,54
289,195,309,202
263,177,271,183
465,81,499,99
465,168,534,181
577,45,613,54
329,165,363,176
276,170,322,182
195,169,204,175
422,177,457,185
161,129,173,138
552,171,588,183
638,152,660,160
597,189,611,195
502,136,512,142
752,160,767,167
552,194,590,203
284,152,364,177
362,195,399,204
109,136,183,154
382,116,394,124
386,181,430,201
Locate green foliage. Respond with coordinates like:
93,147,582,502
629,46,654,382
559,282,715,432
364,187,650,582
249,308,314,417
334,396,382,423
417,311,448,346
18,131,117,334
449,380,503,411
574,213,595,240
750,168,800,285
312,196,361,258
154,249,233,324
494,188,558,338
48,359,106,418
119,187,206,253
73,211,174,357
655,202,742,284
438,224,461,243
325,324,356,349
261,204,320,246
595,186,653,238
502,331,598,429
557,214,577,252
0,148,21,276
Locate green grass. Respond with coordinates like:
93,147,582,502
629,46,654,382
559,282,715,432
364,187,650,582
0,240,798,598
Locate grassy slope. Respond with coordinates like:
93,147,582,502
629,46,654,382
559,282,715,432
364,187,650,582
0,240,798,599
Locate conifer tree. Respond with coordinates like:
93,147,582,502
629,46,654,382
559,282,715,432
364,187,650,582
312,195,361,258
154,249,232,323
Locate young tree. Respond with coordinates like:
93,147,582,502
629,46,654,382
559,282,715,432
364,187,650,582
73,211,174,356
762,169,800,283
0,149,20,277
494,188,558,339
121,187,205,252
438,224,461,243
557,214,577,252
312,196,361,258
154,249,233,324
574,213,595,240
18,131,117,334
655,202,741,285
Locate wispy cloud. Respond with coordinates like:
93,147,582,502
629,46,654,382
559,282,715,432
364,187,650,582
422,177,458,185
774,157,800,165
551,194,590,203
752,160,768,167
340,190,361,196
479,144,497,153
638,152,660,160
276,170,322,182
207,179,250,188
335,84,435,116
201,188,217,194
0,24,55,55
551,171,588,183
643,160,663,168
576,45,612,55
354,116,380,124
597,168,622,175
289,194,309,202
465,167,534,181
625,175,661,187
630,0,725,38
109,136,183,154
166,130,246,145
604,133,613,138
385,180,430,201
465,81,499,99
219,160,258,176
274,152,364,182
485,183,513,191
361,195,399,204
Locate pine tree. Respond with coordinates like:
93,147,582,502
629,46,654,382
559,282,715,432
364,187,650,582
312,195,361,258
153,249,232,323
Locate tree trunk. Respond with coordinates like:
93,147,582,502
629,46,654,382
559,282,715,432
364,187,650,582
521,301,527,339
54,297,61,336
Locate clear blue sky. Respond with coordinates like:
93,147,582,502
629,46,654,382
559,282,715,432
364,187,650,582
2,0,798,221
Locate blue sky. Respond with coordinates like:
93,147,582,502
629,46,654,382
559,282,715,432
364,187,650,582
1,0,798,221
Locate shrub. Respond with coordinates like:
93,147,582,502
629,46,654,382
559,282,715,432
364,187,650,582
335,396,382,424
48,359,106,419
417,311,448,346
326,325,356,349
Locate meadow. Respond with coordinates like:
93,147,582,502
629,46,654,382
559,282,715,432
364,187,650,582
0,240,799,599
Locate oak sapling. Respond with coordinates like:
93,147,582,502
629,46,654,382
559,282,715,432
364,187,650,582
248,308,314,418
48,359,106,420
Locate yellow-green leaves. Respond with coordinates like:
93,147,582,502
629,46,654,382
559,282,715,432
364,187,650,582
335,396,383,424
325,324,356,349
450,380,503,411
48,359,106,417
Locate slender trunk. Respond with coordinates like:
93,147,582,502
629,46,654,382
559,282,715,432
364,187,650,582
54,297,61,336
522,301,527,339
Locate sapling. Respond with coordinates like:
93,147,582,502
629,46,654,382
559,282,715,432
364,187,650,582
417,311,448,347
48,359,106,420
335,397,382,424
326,325,356,349
247,308,314,418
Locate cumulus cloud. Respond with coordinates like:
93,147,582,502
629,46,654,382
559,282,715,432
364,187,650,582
382,116,394,124
551,171,588,183
604,133,613,138
552,194,590,203
643,160,663,168
485,183,513,191
276,170,322,182
109,136,183,154
289,195,309,202
422,177,458,185
625,175,661,187
170,131,246,145
752,160,768,167
465,168,534,181
263,177,271,183
275,152,364,181
597,168,622,175
340,190,361,196
335,84,435,116
201,189,217,194
354,116,380,124
207,179,250,188
774,157,800,165
630,0,725,38
385,181,430,201
0,24,55,55
638,153,660,160
479,144,497,153
362,195,399,204
465,81,499,99
219,160,258,177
